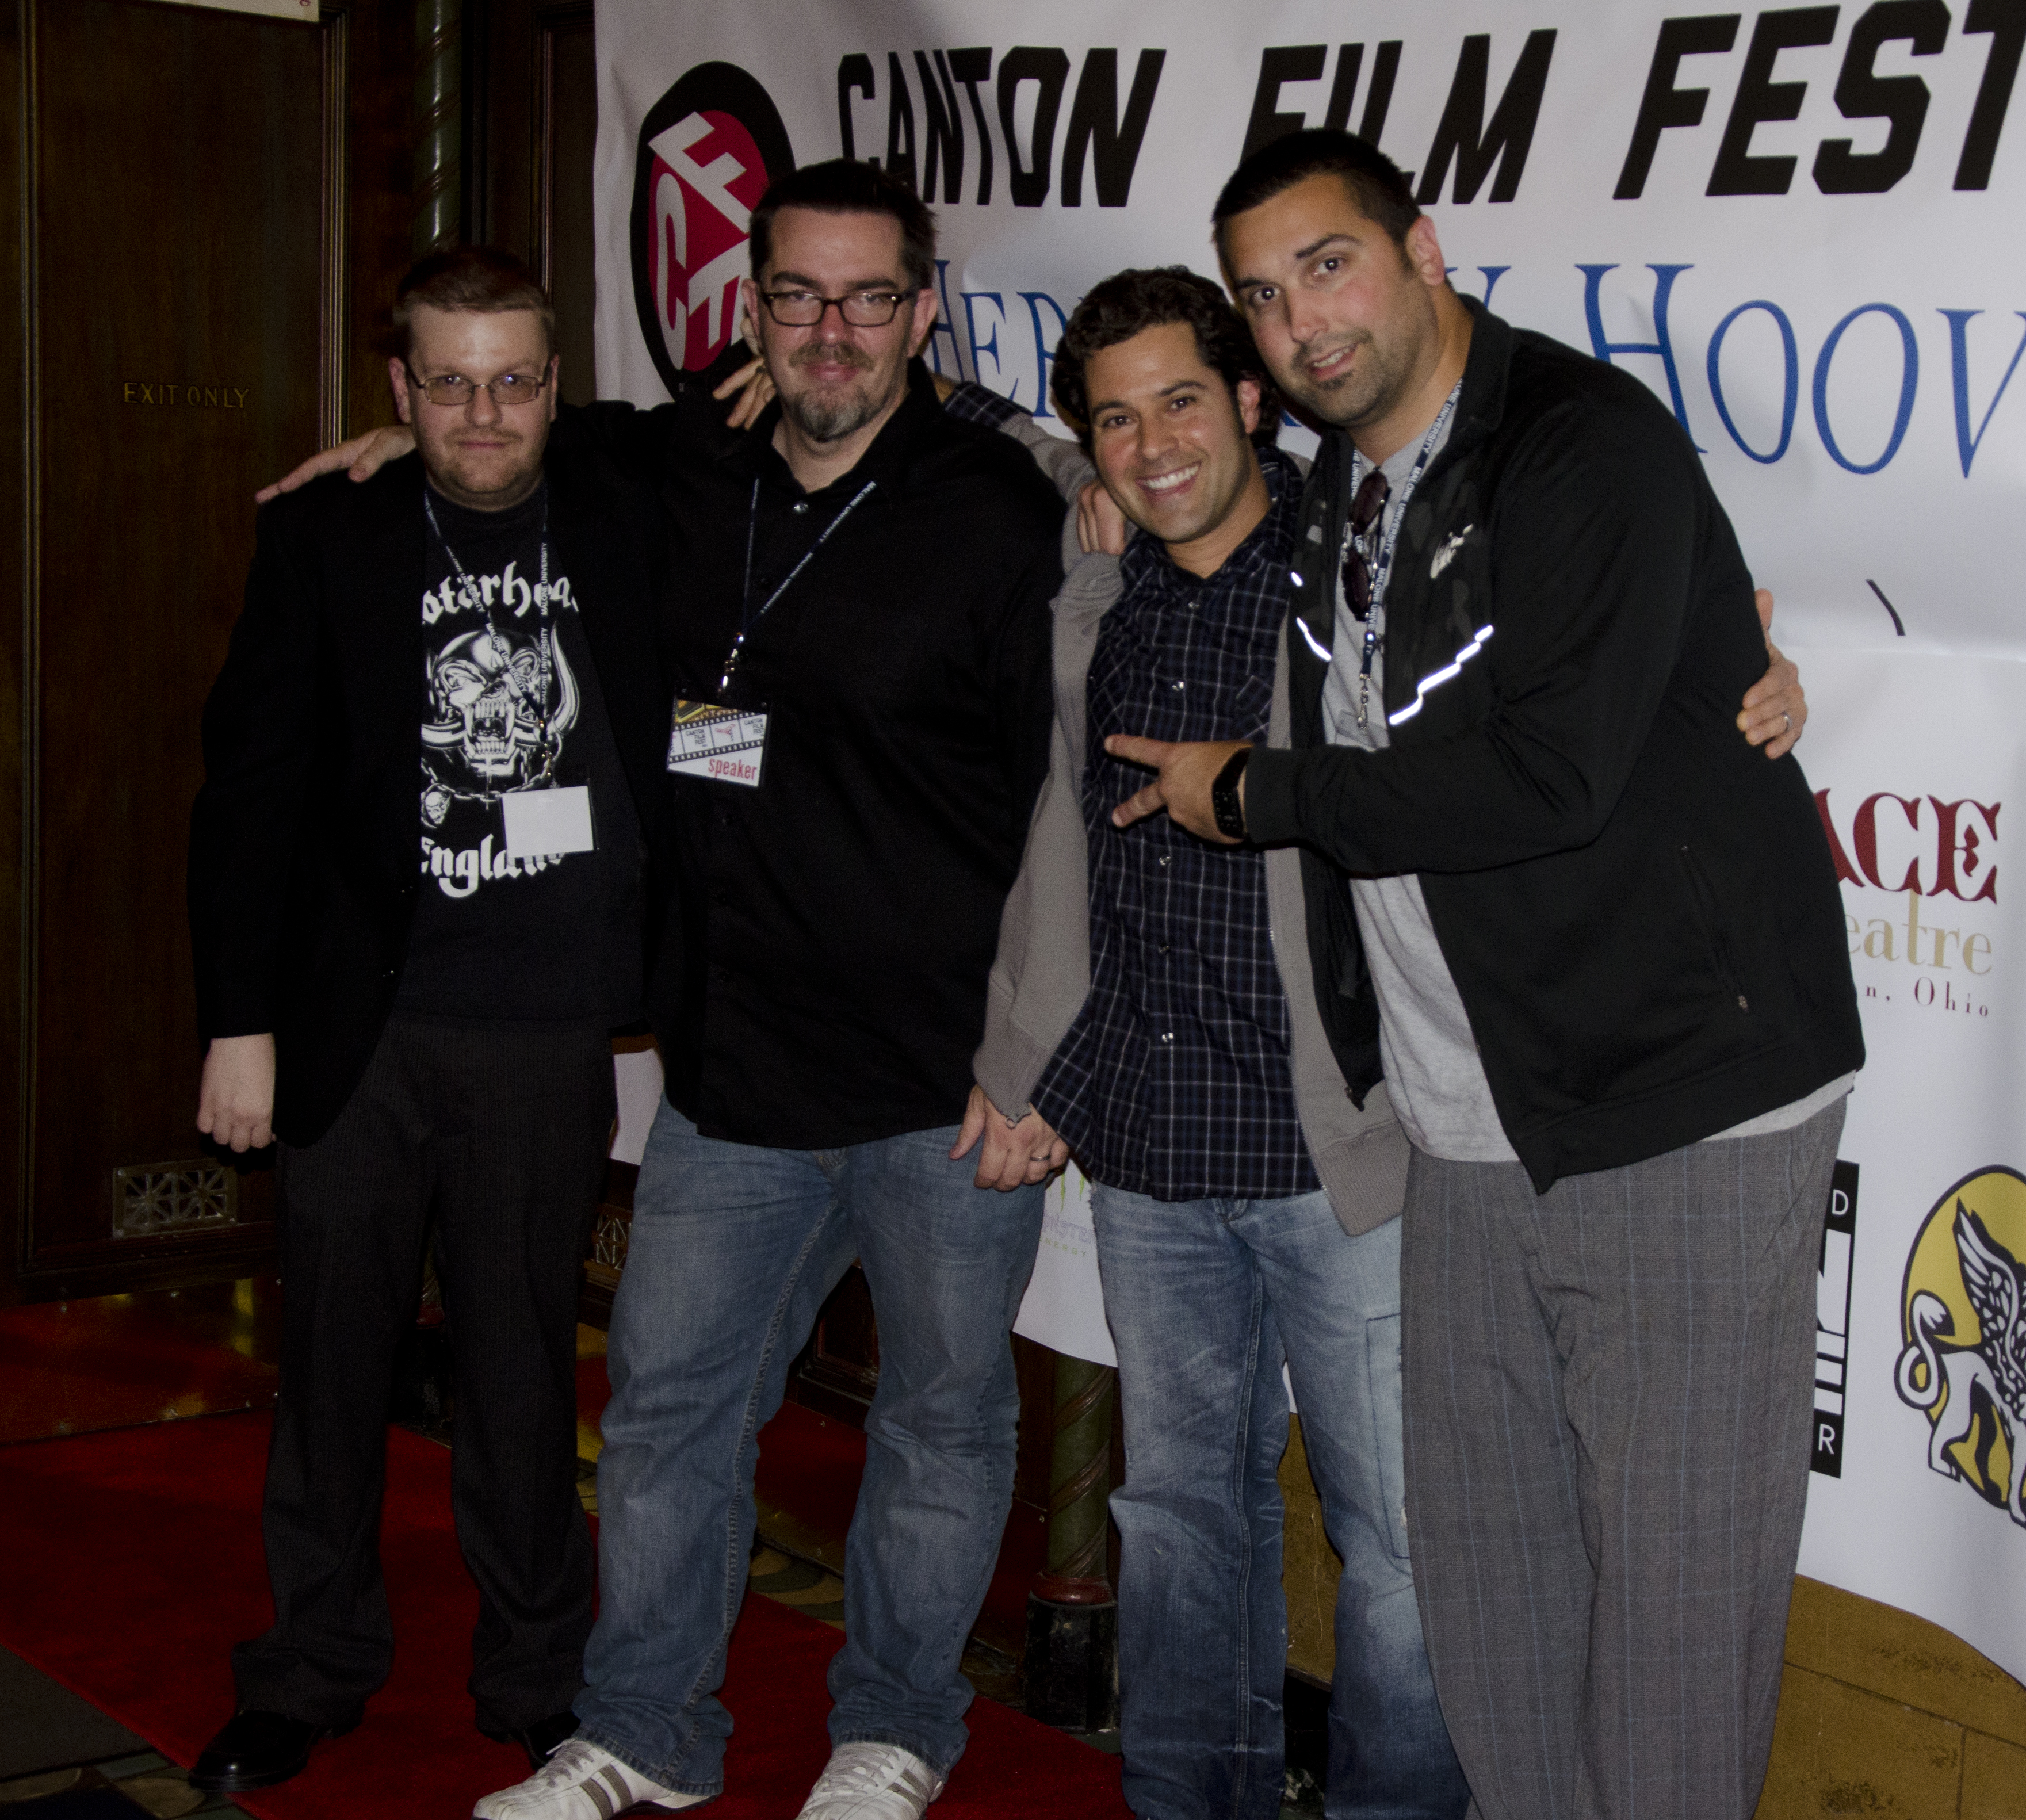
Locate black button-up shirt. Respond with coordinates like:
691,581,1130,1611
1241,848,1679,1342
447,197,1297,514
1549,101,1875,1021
1034,448,1319,1202
568,362,1064,1149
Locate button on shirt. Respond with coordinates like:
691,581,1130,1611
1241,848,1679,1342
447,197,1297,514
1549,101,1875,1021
1035,447,1320,1202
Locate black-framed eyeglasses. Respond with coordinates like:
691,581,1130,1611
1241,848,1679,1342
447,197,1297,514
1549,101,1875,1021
756,287,919,328
1339,467,1391,621
404,365,551,407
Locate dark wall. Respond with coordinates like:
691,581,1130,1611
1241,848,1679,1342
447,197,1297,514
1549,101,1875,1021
0,0,415,1302
0,0,603,1302
469,0,598,404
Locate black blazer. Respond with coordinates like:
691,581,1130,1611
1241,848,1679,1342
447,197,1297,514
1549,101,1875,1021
189,445,672,1146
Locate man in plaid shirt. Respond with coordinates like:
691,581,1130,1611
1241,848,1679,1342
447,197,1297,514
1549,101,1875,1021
966,264,1467,1820
962,267,1808,1820
1031,438,1315,1205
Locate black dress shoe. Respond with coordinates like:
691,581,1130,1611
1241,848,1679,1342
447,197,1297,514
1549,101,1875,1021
189,1708,357,1792
483,1709,582,1771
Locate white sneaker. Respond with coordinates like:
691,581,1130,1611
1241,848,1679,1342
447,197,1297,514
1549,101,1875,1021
792,1742,947,1820
473,1738,708,1820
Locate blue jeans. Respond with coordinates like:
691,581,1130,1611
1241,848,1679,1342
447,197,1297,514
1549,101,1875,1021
576,1103,1045,1792
1093,1186,1469,1820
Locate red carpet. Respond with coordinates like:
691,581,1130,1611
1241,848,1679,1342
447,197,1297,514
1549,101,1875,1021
0,1279,282,1444
0,1410,1124,1819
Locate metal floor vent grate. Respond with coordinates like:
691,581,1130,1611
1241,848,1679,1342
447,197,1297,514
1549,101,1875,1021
112,1161,238,1237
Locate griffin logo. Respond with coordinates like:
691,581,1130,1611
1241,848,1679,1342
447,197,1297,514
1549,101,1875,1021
629,64,795,399
1894,1166,2026,1527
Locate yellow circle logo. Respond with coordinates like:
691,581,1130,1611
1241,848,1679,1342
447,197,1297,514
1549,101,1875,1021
1894,1167,2026,1524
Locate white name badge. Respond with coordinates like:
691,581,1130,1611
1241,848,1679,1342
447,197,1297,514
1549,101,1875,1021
667,699,769,789
502,785,596,859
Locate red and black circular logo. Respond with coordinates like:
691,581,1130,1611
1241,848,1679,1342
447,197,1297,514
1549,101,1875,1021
630,63,795,396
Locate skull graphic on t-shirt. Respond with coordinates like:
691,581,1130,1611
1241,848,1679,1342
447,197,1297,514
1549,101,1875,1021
421,615,580,819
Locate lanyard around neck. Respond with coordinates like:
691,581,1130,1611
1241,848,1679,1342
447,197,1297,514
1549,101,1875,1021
724,477,877,694
1347,380,1462,617
423,489,560,771
1343,381,1462,728
424,489,553,606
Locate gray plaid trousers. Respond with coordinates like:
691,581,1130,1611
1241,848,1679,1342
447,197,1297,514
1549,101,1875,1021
1400,1102,1844,1820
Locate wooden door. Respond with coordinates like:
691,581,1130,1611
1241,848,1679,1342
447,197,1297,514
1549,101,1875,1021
3,0,350,1298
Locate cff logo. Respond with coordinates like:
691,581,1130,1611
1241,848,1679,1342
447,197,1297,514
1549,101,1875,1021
1894,1168,2026,1528
630,64,794,398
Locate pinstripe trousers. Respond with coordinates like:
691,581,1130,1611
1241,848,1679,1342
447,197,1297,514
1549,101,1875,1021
1398,1100,1844,1820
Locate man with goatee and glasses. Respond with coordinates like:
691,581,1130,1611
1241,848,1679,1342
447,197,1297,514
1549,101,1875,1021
465,157,1071,1820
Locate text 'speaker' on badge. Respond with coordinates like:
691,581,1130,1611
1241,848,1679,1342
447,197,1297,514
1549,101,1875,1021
667,698,769,789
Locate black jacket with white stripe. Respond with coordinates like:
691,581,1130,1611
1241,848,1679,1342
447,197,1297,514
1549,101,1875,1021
1245,302,1863,1192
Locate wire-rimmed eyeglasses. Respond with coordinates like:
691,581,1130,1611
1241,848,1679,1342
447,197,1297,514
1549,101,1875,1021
404,365,551,408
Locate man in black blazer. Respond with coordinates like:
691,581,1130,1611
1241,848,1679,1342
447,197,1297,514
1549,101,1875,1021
186,247,668,1793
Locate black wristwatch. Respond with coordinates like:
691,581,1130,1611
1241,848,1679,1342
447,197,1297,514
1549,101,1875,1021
1211,747,1251,843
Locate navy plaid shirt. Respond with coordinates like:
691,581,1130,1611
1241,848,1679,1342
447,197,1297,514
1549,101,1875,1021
1033,447,1320,1203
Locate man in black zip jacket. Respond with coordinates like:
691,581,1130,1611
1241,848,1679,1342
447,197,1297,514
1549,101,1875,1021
1108,132,1863,1820
186,248,671,1794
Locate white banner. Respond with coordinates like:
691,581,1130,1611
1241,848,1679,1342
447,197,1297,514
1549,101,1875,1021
593,0,2026,1677
1787,647,2025,1694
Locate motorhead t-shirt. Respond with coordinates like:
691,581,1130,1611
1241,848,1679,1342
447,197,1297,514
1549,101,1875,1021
395,480,643,1025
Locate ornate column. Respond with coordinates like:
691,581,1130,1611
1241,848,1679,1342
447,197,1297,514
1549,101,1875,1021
412,0,462,257
1023,1352,1120,1733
